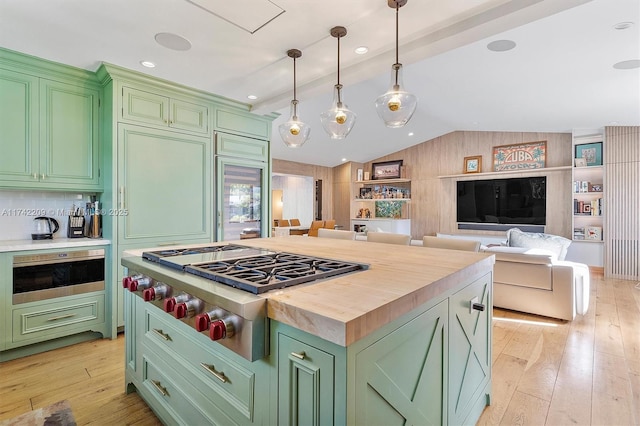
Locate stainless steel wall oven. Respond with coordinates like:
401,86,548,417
13,249,105,304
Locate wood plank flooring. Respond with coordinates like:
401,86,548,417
0,274,638,425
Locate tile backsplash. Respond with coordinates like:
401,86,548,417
0,190,93,240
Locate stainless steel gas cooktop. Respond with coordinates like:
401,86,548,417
142,244,368,294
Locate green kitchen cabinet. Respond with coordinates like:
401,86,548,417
354,299,448,426
117,124,211,244
121,86,209,135
277,332,339,426
448,272,492,425
214,107,271,141
0,65,101,191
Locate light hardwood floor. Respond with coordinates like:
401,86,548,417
0,274,638,425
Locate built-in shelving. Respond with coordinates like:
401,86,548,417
437,166,571,179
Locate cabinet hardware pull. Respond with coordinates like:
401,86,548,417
200,363,228,383
472,303,485,312
152,328,171,341
33,173,37,179
151,380,169,396
47,313,76,321
119,186,125,209
41,173,45,180
290,351,305,360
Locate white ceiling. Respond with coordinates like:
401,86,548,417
1,0,638,167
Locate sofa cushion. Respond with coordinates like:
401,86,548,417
482,246,555,265
506,228,571,260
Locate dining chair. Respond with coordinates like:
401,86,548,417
307,220,324,237
323,219,336,229
317,228,356,240
366,231,411,245
279,219,290,227
289,218,301,226
422,236,480,252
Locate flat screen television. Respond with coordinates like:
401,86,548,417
456,177,546,228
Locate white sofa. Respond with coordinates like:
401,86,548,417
481,228,590,320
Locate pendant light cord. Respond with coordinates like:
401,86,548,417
292,55,298,117
394,2,400,87
337,34,343,104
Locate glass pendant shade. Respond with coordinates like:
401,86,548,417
279,100,311,148
320,84,356,139
375,0,417,128
280,49,310,148
375,63,417,128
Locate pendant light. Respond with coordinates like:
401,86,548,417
375,0,417,128
279,49,311,148
320,26,356,139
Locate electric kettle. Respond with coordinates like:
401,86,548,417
32,216,60,240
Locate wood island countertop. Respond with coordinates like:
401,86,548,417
123,237,494,347
230,237,494,347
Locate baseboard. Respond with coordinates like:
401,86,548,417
0,331,103,362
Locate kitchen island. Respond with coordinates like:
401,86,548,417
121,237,494,425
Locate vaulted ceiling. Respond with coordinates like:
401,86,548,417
1,0,638,166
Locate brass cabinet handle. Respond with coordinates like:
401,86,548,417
47,313,76,321
200,363,228,383
32,173,38,179
41,173,45,180
151,380,168,396
152,328,171,341
290,351,305,360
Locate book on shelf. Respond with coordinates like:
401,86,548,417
573,197,603,215
573,227,585,240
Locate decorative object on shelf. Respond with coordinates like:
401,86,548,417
359,187,373,198
574,158,587,167
364,171,370,180
492,140,546,172
463,155,482,174
586,226,602,240
320,26,356,139
279,49,311,148
357,168,364,181
375,201,403,218
372,159,403,179
356,208,372,218
575,141,603,166
374,0,417,128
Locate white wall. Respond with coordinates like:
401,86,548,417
0,190,91,240
271,174,314,226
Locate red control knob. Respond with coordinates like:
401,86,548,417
163,298,177,313
122,277,131,288
195,313,211,332
210,319,227,341
143,287,156,302
174,303,188,319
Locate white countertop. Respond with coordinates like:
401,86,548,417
0,238,111,253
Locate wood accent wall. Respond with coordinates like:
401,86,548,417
332,162,355,230
604,126,640,279
272,159,334,222
359,131,573,240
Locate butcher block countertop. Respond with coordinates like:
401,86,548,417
123,237,494,347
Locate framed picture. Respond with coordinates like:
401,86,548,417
372,160,403,180
359,187,372,199
575,142,603,166
463,156,482,174
574,158,587,167
492,141,546,172
357,168,363,181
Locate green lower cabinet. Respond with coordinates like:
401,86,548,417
448,273,492,425
277,333,337,426
354,299,448,426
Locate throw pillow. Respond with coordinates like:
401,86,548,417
506,228,571,260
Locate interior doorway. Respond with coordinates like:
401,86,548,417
271,174,314,227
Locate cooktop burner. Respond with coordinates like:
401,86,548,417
142,244,368,294
142,245,277,271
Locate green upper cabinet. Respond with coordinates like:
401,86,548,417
117,124,211,243
214,107,271,141
0,67,101,191
121,86,209,135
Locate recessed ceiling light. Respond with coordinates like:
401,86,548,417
155,32,192,51
613,59,640,70
613,21,634,30
341,158,347,162
408,132,414,136
487,40,516,52
140,61,156,68
247,95,258,100
355,46,369,55
610,121,619,125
